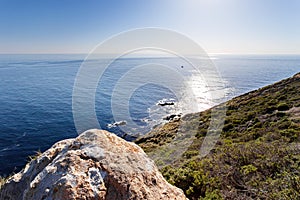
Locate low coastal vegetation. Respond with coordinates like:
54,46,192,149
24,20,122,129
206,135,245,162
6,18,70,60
0,176,7,190
136,73,300,199
28,150,42,161
0,150,42,189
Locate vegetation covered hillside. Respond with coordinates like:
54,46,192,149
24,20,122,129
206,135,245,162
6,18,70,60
136,73,300,199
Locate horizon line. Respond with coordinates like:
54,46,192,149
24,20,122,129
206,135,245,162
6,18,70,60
1,52,300,56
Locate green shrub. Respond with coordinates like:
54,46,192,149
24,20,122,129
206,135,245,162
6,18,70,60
240,164,257,175
278,95,286,101
200,190,223,200
267,99,278,106
278,120,291,129
277,103,289,111
223,123,234,132
266,106,276,114
280,129,298,142
183,150,199,159
196,128,207,138
276,112,286,117
253,121,262,128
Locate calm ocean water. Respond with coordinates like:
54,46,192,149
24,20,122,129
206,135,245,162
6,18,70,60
0,54,299,176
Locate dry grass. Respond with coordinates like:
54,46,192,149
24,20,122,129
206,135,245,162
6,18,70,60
0,176,8,190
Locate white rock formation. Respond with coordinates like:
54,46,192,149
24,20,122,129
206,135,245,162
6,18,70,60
0,129,187,200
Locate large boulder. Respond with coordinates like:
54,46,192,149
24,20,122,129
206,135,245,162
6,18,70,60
0,129,187,200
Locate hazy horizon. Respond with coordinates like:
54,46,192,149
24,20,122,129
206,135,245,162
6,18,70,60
0,0,299,54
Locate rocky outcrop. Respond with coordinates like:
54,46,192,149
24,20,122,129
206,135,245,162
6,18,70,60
0,129,187,200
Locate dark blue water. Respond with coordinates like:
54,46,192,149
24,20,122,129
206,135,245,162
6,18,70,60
0,54,299,176
214,54,300,96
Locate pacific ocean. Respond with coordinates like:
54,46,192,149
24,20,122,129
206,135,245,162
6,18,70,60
0,54,299,176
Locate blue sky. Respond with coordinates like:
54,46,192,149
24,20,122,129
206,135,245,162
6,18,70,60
0,0,299,54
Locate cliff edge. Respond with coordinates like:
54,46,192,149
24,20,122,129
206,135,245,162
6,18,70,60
0,129,187,200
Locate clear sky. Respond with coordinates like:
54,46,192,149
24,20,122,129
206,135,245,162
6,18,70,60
0,0,299,54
